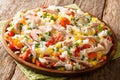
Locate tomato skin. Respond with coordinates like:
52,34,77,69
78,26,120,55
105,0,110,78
8,43,17,50
36,60,41,66
88,52,97,59
81,44,91,50
60,56,66,61
74,47,81,57
7,31,15,37
20,48,31,60
59,17,70,28
66,10,75,16
36,60,46,67
46,33,63,47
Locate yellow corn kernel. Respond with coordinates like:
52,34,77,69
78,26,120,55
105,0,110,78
35,48,41,54
91,29,96,35
56,43,62,48
76,40,82,45
97,51,103,59
47,47,53,53
52,29,57,34
59,49,64,53
92,17,98,22
84,13,90,16
53,14,58,19
20,19,26,25
70,15,73,20
20,31,24,34
39,34,43,38
27,39,33,42
74,35,81,41
90,60,98,66
39,54,44,58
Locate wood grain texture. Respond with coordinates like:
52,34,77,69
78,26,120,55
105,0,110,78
103,0,120,40
74,0,106,19
0,43,16,80
0,0,74,20
11,66,28,80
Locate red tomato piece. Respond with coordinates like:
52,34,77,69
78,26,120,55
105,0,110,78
59,17,70,28
81,44,91,50
88,52,97,59
8,43,17,50
7,31,15,37
74,47,81,57
66,10,75,16
36,60,41,66
60,56,66,61
46,33,63,47
20,48,31,60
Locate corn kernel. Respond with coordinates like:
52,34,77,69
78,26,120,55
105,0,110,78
59,49,64,53
90,60,98,65
56,43,62,48
27,39,33,42
39,54,44,58
76,40,82,45
92,17,98,22
52,29,57,34
35,48,41,54
84,13,90,16
47,47,53,53
97,51,103,59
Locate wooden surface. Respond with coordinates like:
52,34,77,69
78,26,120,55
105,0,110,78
0,0,120,80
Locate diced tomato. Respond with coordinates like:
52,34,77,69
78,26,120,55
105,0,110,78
36,60,41,66
88,37,96,43
100,56,107,61
59,17,70,28
8,43,17,50
7,38,23,50
60,56,66,61
66,10,75,16
108,36,112,41
88,52,97,59
81,44,91,50
74,47,81,57
7,31,15,37
46,33,63,47
45,39,54,47
20,48,31,60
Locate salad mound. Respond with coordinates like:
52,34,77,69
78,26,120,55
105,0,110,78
4,6,113,71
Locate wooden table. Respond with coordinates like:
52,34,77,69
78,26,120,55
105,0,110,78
0,0,120,80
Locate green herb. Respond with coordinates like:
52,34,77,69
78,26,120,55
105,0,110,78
107,30,112,36
42,12,48,18
74,42,79,47
45,32,52,36
50,16,56,21
21,46,27,53
66,49,72,55
57,8,60,12
81,55,85,60
86,16,92,23
97,25,103,32
35,42,40,48
20,23,23,30
41,37,46,41
73,66,78,70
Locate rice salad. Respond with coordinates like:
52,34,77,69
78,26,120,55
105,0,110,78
4,6,113,71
